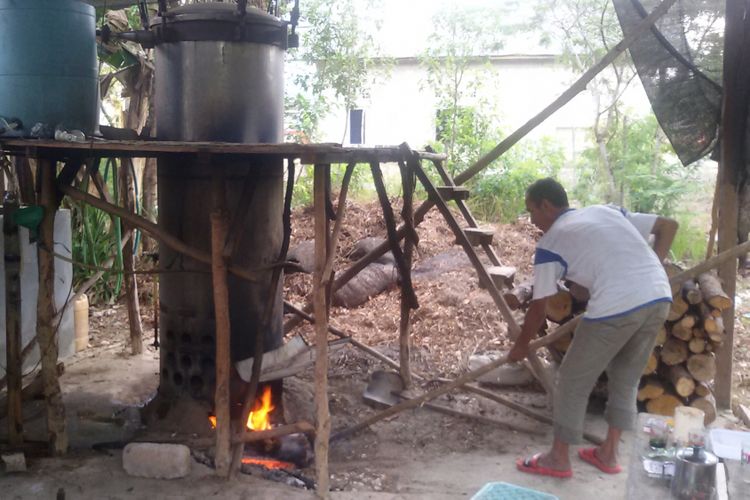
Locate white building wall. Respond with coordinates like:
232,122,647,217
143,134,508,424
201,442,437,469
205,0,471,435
317,55,651,165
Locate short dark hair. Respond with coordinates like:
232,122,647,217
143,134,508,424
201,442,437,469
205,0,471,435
526,178,569,208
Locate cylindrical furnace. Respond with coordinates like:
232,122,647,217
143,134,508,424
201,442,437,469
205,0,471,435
152,3,288,401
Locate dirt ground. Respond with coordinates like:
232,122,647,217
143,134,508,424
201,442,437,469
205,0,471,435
1,200,749,499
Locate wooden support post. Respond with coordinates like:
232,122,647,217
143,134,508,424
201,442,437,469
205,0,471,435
714,0,750,409
119,158,143,354
3,195,23,446
210,170,232,478
14,156,35,205
398,160,416,388
369,162,418,310
36,158,67,455
313,164,331,498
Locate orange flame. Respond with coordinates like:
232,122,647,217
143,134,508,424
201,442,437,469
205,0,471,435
248,385,275,431
208,385,275,431
241,457,294,470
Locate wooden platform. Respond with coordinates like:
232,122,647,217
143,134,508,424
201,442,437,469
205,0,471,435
0,138,442,164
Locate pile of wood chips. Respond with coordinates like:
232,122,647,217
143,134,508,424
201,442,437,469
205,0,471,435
284,199,540,377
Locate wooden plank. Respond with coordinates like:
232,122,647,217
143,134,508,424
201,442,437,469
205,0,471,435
427,152,502,267
436,185,471,201
37,159,68,455
313,164,332,497
3,196,23,446
0,139,420,164
463,228,495,246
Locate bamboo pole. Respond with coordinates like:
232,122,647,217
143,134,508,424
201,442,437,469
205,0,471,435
313,164,331,498
119,158,143,354
3,195,23,446
210,171,232,478
37,159,68,455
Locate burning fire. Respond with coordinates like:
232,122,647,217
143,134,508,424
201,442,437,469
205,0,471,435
208,385,275,431
248,385,275,431
241,457,294,470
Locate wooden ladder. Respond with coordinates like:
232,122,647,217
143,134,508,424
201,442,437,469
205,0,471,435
402,147,555,395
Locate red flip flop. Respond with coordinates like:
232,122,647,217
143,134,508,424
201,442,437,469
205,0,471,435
516,453,573,478
578,447,622,474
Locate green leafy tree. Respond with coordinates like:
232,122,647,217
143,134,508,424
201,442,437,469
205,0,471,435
532,0,699,213
420,4,508,176
572,115,696,216
469,137,566,222
285,0,385,143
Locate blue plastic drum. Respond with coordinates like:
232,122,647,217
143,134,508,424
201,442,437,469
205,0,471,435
0,0,98,135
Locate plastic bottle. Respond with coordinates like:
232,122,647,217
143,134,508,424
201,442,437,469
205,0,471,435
74,294,89,351
54,128,86,142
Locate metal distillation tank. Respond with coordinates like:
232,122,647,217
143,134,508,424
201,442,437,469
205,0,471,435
152,3,288,400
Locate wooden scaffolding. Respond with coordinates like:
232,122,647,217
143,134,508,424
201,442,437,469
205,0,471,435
2,0,749,497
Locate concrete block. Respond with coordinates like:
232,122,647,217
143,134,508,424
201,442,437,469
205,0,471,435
123,443,191,479
2,452,27,472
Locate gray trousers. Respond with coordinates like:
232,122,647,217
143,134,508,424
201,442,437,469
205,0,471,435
553,301,670,444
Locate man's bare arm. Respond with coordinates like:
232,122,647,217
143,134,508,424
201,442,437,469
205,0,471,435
651,216,679,262
508,298,548,362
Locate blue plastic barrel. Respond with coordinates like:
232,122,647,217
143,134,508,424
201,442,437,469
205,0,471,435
0,0,98,135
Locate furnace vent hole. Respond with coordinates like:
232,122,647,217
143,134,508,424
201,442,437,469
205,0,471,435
173,373,184,386
201,357,214,372
166,352,176,368
180,333,191,344
200,335,213,347
181,355,193,369
189,376,203,395
166,330,175,342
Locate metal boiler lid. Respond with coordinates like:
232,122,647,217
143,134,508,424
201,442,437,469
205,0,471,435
149,2,287,48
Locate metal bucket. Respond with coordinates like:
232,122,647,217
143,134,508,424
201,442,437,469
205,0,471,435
0,0,98,135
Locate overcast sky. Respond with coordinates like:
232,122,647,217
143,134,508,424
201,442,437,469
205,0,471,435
299,0,551,58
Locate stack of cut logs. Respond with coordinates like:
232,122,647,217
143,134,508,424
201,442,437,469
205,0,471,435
503,270,732,424
638,270,731,424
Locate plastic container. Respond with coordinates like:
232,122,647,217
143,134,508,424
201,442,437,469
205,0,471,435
673,406,705,447
471,482,558,500
0,0,98,135
708,428,750,461
73,294,89,352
